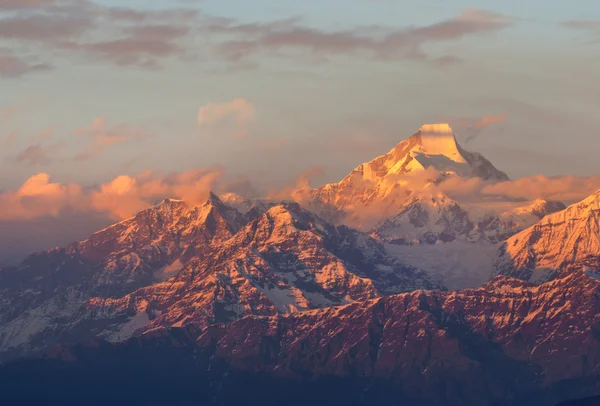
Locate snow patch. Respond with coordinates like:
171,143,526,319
386,240,499,289
106,311,150,342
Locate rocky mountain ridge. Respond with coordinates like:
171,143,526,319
496,189,600,283
4,271,600,406
0,195,438,361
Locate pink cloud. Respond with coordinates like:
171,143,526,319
0,53,51,78
73,117,147,161
197,98,255,139
215,9,512,64
0,168,225,221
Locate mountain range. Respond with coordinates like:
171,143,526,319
0,194,438,361
1,123,600,405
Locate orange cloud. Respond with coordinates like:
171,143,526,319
1,105,19,120
446,113,507,143
74,117,146,161
4,132,16,148
90,168,225,219
197,98,255,139
0,173,86,220
0,168,224,221
478,175,600,203
266,166,325,202
474,114,507,130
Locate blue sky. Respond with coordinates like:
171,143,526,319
1,0,600,192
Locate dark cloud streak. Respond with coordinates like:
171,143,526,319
0,53,51,78
0,3,513,72
213,9,512,64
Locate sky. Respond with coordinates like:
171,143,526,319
1,0,600,263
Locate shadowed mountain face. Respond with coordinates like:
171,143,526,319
2,271,600,406
557,396,600,406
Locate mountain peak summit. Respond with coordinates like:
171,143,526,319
207,191,224,205
309,122,509,216
418,123,453,134
412,123,465,163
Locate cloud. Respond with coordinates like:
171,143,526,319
0,0,58,10
0,168,226,221
475,175,600,203
295,166,325,189
218,176,260,198
16,144,54,165
4,132,15,147
8,118,146,166
88,168,225,219
73,117,147,161
473,114,507,130
562,20,600,30
214,9,512,64
197,98,255,138
0,104,19,119
0,53,51,78
0,3,513,71
0,173,85,220
256,136,291,153
266,166,326,202
0,1,198,69
463,114,507,143
62,23,192,68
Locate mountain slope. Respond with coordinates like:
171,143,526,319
5,271,600,406
0,198,439,361
83,202,440,338
0,194,249,359
496,189,600,283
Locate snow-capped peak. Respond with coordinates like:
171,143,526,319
416,123,466,164
419,123,453,133
346,123,506,187
308,123,509,221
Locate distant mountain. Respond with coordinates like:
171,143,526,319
308,123,508,213
496,190,600,283
0,196,438,361
4,271,600,406
306,124,563,243
373,191,566,245
288,124,565,289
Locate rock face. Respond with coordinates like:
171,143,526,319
496,190,600,283
194,271,600,395
4,271,600,406
0,196,438,361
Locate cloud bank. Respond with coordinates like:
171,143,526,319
0,3,514,77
